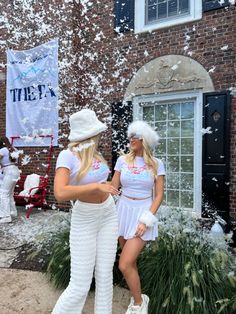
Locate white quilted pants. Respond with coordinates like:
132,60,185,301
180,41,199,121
52,195,118,314
0,165,20,218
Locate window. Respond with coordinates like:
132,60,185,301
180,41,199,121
135,0,202,33
133,91,202,215
146,0,190,24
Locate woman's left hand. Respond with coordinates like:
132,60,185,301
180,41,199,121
135,223,147,237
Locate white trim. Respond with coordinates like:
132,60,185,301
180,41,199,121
193,91,203,217
135,0,202,34
133,90,202,216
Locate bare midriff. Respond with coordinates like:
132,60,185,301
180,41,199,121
78,191,110,204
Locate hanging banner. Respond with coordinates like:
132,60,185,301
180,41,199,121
6,39,58,146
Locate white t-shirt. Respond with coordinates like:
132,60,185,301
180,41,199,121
114,155,165,198
56,149,110,185
0,147,14,167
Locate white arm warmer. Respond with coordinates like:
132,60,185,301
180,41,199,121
139,211,158,227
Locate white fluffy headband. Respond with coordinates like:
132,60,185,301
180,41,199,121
127,120,159,149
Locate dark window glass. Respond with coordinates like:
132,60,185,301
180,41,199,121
158,2,167,19
179,0,189,14
148,5,157,21
145,0,190,24
168,0,178,17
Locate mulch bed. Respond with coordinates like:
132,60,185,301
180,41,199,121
10,243,50,272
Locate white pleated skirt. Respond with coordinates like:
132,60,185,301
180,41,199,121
116,195,158,241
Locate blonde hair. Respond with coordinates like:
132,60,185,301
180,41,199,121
68,134,107,182
125,138,158,178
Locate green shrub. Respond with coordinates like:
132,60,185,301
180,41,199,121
138,209,236,314
46,209,236,314
46,228,71,289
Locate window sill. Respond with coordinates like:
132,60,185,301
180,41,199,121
135,15,202,34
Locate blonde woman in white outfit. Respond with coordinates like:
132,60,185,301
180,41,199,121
0,136,20,223
112,121,165,314
52,109,119,314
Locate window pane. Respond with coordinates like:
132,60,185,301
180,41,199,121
155,104,167,121
148,5,157,22
181,138,193,154
158,2,167,19
181,102,194,119
168,138,180,155
167,173,180,189
168,0,177,17
168,103,180,120
179,0,189,14
167,156,179,172
180,156,193,172
168,121,180,137
143,106,154,122
167,190,180,207
181,120,194,137
155,122,167,137
181,191,193,208
180,173,193,190
156,139,166,155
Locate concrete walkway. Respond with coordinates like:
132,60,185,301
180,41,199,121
0,268,129,314
0,207,130,314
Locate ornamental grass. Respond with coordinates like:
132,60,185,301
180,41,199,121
46,209,236,314
46,228,70,289
138,209,236,314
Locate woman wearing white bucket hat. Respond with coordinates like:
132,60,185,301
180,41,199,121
112,120,165,314
52,109,119,314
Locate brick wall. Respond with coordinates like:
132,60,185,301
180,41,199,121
75,3,236,218
78,3,236,98
75,4,234,93
0,0,76,210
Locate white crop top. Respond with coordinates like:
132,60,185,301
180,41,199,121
0,147,14,167
114,155,165,198
56,149,110,185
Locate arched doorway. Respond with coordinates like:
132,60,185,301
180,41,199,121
123,55,218,216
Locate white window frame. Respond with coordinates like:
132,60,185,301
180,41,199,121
135,0,202,34
133,90,203,216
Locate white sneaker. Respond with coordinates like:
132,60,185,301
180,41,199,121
0,216,12,223
125,297,134,314
125,295,149,314
130,305,142,313
10,211,18,219
140,294,149,314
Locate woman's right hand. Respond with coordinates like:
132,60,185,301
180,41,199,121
97,183,120,195
55,169,120,202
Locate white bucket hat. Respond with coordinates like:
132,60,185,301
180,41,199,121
127,120,159,149
68,109,107,142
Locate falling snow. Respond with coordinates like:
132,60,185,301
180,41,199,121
0,0,235,217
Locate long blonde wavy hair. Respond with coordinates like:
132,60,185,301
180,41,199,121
125,138,158,178
68,134,107,182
